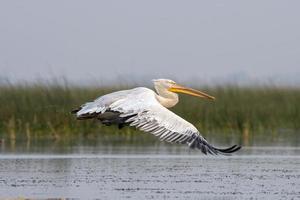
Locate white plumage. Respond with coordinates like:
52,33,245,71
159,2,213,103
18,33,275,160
72,79,241,155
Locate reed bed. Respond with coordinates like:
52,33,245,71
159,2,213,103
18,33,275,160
0,83,299,142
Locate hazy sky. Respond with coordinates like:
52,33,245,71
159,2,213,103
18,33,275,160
1,0,300,85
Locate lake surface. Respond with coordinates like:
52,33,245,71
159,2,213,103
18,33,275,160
0,139,299,199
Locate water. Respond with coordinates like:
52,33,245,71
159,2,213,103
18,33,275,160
0,140,299,199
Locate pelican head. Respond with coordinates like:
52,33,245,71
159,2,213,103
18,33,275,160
152,79,215,108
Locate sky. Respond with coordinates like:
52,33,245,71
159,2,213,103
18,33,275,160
0,0,300,86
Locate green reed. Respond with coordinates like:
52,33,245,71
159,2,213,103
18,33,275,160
0,83,299,141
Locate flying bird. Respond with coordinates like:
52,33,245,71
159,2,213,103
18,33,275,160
72,79,241,155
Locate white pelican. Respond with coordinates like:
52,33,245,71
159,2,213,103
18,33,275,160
72,79,241,155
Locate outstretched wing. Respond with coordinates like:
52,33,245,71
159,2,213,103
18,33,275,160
73,87,241,155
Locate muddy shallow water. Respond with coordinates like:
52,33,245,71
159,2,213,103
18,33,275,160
0,145,299,199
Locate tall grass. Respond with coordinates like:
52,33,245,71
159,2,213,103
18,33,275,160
0,83,299,142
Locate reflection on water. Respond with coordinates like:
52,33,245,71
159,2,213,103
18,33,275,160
0,130,299,154
0,132,299,199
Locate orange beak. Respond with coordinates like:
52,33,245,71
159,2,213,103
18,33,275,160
168,84,215,100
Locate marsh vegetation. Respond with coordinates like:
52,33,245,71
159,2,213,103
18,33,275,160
0,82,299,146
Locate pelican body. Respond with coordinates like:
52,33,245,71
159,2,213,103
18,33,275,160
72,79,241,155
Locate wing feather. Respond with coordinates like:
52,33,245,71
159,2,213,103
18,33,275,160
105,88,241,155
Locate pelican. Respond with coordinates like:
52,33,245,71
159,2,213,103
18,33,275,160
72,79,241,155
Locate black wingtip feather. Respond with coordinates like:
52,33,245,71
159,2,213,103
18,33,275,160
71,108,80,114
189,135,241,155
215,145,242,154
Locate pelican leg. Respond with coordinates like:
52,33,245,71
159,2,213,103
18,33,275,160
98,111,137,129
